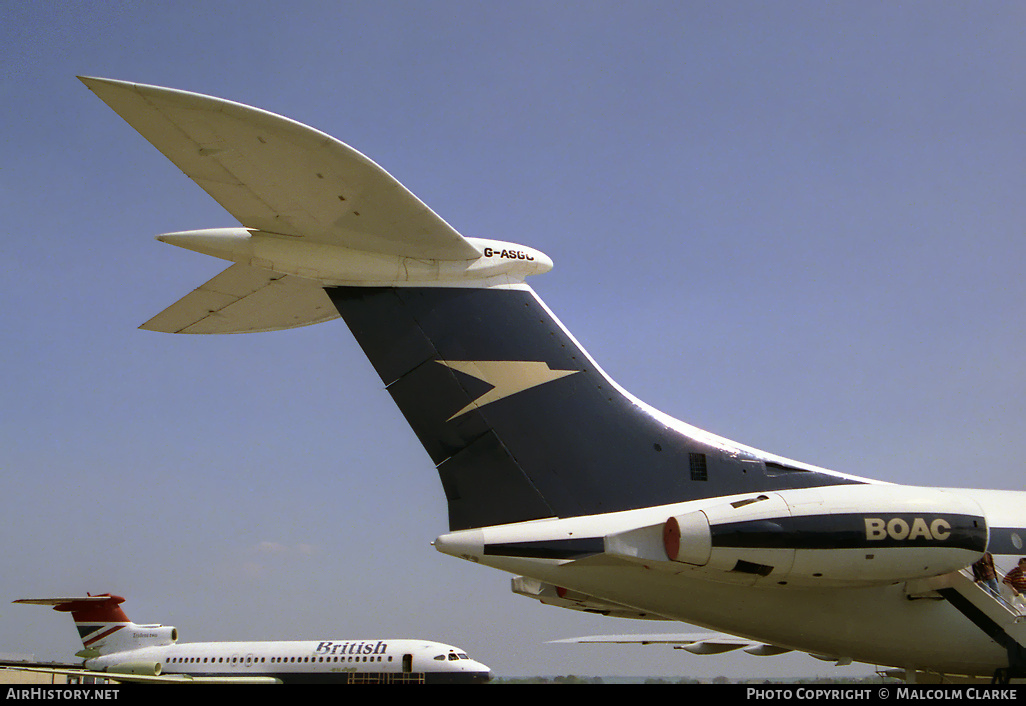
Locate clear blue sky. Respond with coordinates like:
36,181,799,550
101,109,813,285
2,2,1023,679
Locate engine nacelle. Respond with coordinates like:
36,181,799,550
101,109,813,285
610,485,988,587
107,661,163,676
124,624,178,649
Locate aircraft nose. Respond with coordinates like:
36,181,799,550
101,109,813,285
470,661,493,682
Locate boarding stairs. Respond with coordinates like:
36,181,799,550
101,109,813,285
906,568,1026,683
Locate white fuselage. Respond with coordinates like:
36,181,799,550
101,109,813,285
86,638,491,684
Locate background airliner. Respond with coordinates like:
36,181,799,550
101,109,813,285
6,594,491,684
77,76,1026,684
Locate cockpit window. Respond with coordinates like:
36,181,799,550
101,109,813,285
433,654,446,661
448,653,459,660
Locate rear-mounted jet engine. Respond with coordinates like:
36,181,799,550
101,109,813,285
606,485,988,588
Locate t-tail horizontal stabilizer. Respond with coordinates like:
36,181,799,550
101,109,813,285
79,76,552,334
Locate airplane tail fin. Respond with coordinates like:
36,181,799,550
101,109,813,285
14,594,177,657
327,285,856,531
82,78,860,533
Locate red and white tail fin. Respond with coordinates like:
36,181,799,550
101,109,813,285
14,594,177,657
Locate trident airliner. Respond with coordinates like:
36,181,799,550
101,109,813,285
79,77,1026,683
6,594,490,684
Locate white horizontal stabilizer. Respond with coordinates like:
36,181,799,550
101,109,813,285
79,77,479,261
13,597,110,606
83,77,553,334
140,263,338,334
